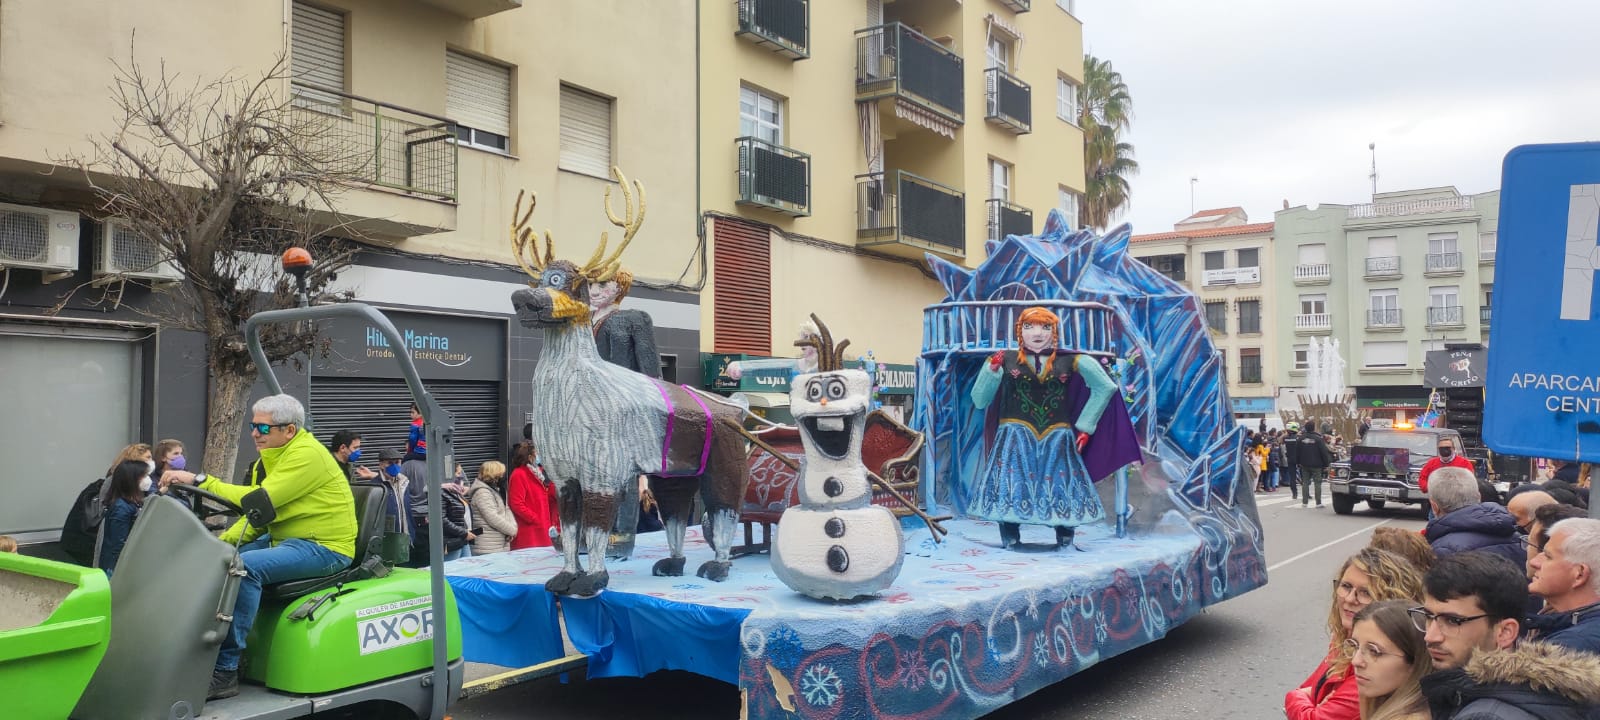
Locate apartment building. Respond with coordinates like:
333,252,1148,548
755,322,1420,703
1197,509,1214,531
699,0,1087,417
1131,208,1278,419
1272,187,1499,423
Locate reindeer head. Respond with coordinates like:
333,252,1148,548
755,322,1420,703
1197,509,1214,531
510,167,647,329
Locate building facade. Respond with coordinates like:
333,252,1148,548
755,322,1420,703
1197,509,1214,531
1272,186,1498,423
1132,208,1278,418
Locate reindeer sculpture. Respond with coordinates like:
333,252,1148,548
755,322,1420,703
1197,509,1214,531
509,168,750,597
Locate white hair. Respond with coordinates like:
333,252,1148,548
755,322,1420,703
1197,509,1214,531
1428,468,1480,514
1549,518,1600,595
252,394,305,427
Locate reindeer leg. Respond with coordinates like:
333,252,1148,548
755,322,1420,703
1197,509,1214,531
545,477,586,596
651,477,694,577
568,489,617,597
695,426,748,583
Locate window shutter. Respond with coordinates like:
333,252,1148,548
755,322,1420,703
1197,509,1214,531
713,218,772,355
446,51,511,137
1363,341,1408,367
560,85,613,177
292,2,345,101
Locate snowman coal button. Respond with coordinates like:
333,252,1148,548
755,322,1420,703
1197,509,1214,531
826,545,850,573
822,477,844,498
824,517,846,538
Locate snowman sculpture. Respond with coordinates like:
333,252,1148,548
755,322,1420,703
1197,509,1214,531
770,316,905,601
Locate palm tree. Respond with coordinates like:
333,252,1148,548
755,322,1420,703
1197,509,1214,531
1077,56,1138,229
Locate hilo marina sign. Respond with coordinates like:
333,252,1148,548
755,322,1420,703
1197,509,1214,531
364,326,472,368
315,310,507,383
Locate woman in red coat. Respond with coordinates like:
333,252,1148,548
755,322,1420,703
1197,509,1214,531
507,443,557,549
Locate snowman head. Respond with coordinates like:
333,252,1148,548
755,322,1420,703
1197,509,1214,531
790,314,868,465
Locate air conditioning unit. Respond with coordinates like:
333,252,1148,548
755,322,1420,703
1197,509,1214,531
97,219,181,282
0,202,79,273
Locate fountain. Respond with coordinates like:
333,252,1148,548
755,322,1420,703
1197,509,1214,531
1285,336,1368,442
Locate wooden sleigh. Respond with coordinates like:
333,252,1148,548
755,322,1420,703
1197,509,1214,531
733,408,925,556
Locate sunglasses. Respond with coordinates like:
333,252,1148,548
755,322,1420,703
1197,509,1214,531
250,422,293,435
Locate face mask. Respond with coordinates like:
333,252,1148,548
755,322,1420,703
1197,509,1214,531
348,449,363,462
145,460,157,476
1438,446,1453,458
384,464,401,478
139,475,153,493
168,455,187,471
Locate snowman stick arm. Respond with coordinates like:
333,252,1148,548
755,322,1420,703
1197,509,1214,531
720,417,801,472
867,470,949,540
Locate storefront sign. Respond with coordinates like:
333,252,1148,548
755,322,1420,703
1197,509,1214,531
315,310,506,382
1425,348,1486,389
1357,398,1428,410
701,354,917,395
1230,397,1275,414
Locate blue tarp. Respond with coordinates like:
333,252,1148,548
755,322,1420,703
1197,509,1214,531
446,576,565,669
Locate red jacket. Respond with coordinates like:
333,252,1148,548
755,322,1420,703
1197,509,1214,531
1284,658,1359,720
507,464,557,549
1419,454,1475,493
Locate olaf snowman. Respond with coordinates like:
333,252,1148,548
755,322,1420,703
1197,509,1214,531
770,316,905,601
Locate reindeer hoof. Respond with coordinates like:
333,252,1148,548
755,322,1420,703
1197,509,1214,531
653,556,687,577
695,560,732,583
567,570,609,597
545,570,583,595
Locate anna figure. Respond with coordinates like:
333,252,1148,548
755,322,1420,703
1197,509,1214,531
970,307,1141,549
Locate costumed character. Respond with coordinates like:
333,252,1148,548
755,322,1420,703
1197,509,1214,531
589,268,663,559
969,307,1141,550
770,316,905,600
726,321,821,382
508,168,750,596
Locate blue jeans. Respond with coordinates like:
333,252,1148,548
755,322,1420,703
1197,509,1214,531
217,536,350,671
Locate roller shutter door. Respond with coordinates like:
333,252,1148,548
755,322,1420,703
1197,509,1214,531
309,377,502,476
713,217,772,355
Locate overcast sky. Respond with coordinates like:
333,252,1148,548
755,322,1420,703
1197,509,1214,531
1076,0,1600,232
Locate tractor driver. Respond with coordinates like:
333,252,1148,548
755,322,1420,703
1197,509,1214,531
161,393,357,700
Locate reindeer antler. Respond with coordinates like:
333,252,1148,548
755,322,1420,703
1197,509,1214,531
583,166,647,282
510,189,557,284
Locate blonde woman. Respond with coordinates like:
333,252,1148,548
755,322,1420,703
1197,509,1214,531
1285,548,1424,720
467,461,519,555
1348,600,1431,720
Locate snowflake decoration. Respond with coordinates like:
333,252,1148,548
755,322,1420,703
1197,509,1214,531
673,583,704,591
1032,631,1051,667
960,548,987,557
765,627,805,670
896,652,930,689
799,664,843,708
918,536,942,553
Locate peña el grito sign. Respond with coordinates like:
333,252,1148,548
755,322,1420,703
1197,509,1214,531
315,309,507,382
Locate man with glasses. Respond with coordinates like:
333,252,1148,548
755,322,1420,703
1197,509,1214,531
1523,503,1587,580
160,394,357,700
1525,518,1600,655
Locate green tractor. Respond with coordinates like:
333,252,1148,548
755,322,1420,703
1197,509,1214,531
1,299,465,719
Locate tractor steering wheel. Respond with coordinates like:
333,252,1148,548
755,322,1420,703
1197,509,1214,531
165,483,244,521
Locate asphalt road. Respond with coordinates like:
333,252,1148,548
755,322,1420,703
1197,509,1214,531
449,493,1428,720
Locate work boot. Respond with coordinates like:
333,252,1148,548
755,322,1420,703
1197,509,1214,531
998,522,1022,549
1055,526,1082,551
208,669,240,701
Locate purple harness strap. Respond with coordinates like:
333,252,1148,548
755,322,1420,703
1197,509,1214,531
650,379,716,477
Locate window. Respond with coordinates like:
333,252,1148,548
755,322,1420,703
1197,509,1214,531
1204,301,1228,333
1056,75,1081,123
1239,348,1262,383
559,85,614,177
739,86,783,144
1300,294,1327,315
1293,344,1309,370
291,2,346,106
1238,300,1261,334
1057,0,1077,14
1203,251,1225,271
1057,186,1081,230
1367,236,1397,257
446,50,512,153
1363,341,1408,368
1421,339,1446,353
1369,289,1400,326
1236,248,1259,269
1297,243,1328,265
990,159,1011,201
1430,285,1460,308
986,35,1011,72
1428,232,1459,255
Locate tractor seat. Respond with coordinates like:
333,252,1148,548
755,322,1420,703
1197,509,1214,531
265,482,392,601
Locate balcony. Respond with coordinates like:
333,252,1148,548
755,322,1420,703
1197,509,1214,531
1365,256,1401,278
856,22,965,126
1347,196,1474,219
1295,313,1332,334
856,170,965,259
986,199,1033,242
290,82,459,237
1425,252,1464,276
736,137,810,217
1479,233,1497,263
1367,308,1402,329
1294,263,1331,285
412,0,520,19
737,0,809,60
1427,305,1465,328
1203,266,1261,287
985,67,1032,134
998,0,1032,11
1480,306,1492,325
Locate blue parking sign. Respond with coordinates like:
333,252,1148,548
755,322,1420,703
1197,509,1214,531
1485,143,1600,463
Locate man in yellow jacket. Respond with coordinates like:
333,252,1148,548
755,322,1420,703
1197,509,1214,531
161,393,355,700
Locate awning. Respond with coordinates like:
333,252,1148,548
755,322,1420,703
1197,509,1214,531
732,392,790,409
893,99,957,139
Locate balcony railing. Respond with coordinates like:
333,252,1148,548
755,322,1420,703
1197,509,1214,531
1347,196,1474,219
1480,306,1492,325
1296,313,1332,332
1427,305,1465,327
736,137,810,217
737,0,809,59
291,82,458,201
985,67,1032,134
998,0,1032,12
1294,263,1331,284
1367,308,1402,328
986,198,1033,242
855,22,965,124
1479,232,1497,262
1365,256,1401,277
856,170,965,255
1426,252,1464,274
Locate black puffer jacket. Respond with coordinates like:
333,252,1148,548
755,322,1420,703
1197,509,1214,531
1425,502,1525,568
1423,641,1600,720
